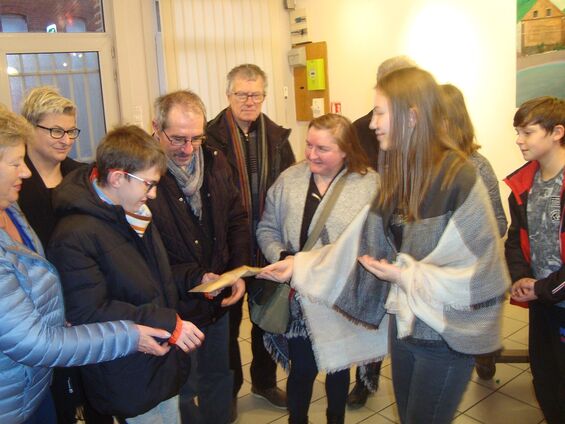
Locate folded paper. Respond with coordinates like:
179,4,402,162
188,265,262,293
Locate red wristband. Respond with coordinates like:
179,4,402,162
168,315,183,345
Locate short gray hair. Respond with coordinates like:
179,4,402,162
226,64,268,95
377,56,417,81
153,90,207,130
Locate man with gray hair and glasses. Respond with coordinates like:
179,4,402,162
149,90,249,424
207,64,294,421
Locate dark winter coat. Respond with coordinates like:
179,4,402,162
47,165,189,418
206,108,295,196
505,161,565,303
148,146,250,327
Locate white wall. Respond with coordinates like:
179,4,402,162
109,0,161,132
292,0,524,198
158,0,301,153
155,0,525,203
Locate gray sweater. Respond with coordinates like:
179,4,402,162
469,152,507,237
257,161,379,261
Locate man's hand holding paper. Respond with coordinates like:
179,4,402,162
189,266,263,294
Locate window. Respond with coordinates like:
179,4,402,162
66,18,87,33
546,9,552,17
0,14,28,32
0,0,103,33
0,0,119,162
533,10,539,18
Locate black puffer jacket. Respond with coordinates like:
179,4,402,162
148,146,250,327
47,165,189,418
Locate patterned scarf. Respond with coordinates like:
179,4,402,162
125,207,153,237
224,108,269,226
225,109,269,265
167,150,205,220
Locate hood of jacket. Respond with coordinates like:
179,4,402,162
53,164,131,230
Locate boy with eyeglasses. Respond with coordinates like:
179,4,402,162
47,125,204,423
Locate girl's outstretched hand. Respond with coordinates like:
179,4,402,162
358,255,401,283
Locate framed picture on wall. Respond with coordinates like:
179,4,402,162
516,0,565,105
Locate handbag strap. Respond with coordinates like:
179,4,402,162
302,172,348,252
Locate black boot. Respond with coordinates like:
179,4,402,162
288,414,308,424
326,410,345,424
346,382,370,409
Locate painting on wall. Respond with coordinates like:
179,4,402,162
516,0,565,106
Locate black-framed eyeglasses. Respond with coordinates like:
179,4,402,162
36,124,81,139
231,91,266,103
161,130,206,147
119,171,158,193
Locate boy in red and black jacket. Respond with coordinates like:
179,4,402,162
504,96,565,424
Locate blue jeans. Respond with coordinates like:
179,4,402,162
180,312,232,424
24,391,57,424
125,395,180,424
287,335,350,422
391,320,474,424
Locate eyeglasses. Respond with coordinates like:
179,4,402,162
231,91,266,103
162,130,206,147
36,124,81,139
116,170,158,193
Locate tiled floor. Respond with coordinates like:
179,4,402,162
235,299,547,424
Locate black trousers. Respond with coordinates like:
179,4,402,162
50,368,113,424
229,297,277,396
528,301,565,424
287,335,349,421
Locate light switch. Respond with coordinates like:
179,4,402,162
312,98,324,118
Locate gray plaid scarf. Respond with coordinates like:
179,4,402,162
167,151,205,219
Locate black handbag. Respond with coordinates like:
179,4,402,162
250,175,347,334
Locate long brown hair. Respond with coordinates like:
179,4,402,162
375,67,464,220
308,113,369,174
441,84,480,156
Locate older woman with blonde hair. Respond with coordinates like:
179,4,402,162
0,108,172,424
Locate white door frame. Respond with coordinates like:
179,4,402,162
0,32,120,128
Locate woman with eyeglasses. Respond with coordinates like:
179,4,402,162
19,86,84,248
17,87,108,424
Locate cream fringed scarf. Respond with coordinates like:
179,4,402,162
293,176,511,369
292,204,390,372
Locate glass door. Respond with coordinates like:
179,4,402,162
0,0,119,162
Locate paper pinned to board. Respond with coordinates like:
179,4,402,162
188,265,262,293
